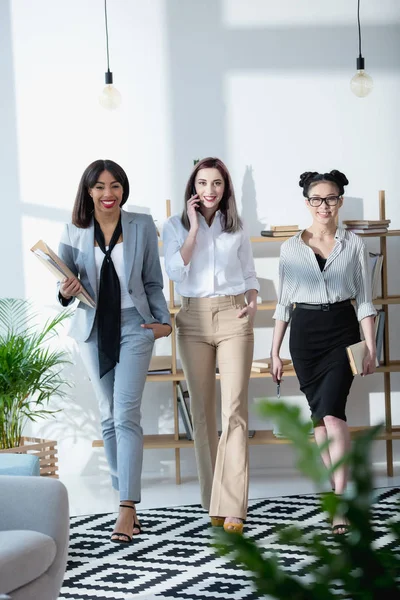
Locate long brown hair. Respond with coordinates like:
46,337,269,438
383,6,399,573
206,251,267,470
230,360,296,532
72,159,130,228
181,157,242,233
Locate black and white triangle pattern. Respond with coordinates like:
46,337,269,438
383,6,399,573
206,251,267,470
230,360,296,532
60,488,400,600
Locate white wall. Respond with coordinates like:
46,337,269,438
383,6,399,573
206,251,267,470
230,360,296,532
1,0,400,480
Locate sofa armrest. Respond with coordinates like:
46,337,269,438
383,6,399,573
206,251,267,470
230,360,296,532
0,476,69,593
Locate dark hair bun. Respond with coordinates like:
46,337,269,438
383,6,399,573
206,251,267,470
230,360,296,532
299,171,318,188
329,170,349,188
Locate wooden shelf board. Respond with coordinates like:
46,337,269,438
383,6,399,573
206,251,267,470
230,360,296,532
92,426,400,449
373,296,400,305
146,363,400,382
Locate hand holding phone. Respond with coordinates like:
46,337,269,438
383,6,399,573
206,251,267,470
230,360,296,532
187,189,200,231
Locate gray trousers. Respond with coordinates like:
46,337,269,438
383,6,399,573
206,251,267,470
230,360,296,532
78,307,154,502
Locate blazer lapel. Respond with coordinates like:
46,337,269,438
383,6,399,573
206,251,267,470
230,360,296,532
81,221,97,301
121,210,137,287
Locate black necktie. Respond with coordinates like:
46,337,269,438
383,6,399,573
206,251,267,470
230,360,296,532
94,215,122,378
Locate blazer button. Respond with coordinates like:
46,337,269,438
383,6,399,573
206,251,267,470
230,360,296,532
129,289,133,294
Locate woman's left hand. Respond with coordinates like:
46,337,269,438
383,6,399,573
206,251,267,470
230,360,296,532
237,302,257,325
362,349,377,376
141,322,172,340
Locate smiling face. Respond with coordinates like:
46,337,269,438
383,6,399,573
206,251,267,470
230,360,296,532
305,181,343,227
194,167,225,213
89,170,123,219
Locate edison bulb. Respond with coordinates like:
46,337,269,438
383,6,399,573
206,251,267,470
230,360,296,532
350,70,373,97
99,84,122,110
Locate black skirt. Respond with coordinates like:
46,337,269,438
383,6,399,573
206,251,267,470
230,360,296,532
289,302,360,424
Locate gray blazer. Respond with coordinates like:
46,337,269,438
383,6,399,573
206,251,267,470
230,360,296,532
58,210,171,342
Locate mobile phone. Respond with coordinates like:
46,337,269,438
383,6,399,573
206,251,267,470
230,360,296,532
192,185,201,210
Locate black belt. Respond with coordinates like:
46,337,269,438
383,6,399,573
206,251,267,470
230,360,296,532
295,299,352,311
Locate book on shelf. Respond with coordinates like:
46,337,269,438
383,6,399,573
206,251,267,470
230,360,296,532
177,382,193,440
369,252,384,299
346,312,383,375
375,309,385,363
343,219,391,228
148,355,172,374
30,240,96,308
348,228,388,235
270,225,299,232
261,230,300,237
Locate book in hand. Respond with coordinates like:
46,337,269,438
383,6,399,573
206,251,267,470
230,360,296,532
148,355,172,374
177,382,193,440
346,312,383,375
31,240,96,308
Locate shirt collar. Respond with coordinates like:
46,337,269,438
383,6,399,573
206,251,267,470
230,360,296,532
296,226,345,242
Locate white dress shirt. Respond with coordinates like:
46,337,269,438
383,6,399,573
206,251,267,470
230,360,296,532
163,212,260,297
94,243,135,309
273,228,376,323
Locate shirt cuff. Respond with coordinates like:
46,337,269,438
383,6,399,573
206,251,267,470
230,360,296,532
357,302,377,321
168,250,190,276
273,303,293,322
244,278,260,293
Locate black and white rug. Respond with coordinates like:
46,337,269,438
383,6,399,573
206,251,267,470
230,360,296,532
60,488,400,600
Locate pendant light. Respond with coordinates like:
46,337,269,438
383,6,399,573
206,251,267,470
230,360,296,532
350,0,373,97
99,0,122,110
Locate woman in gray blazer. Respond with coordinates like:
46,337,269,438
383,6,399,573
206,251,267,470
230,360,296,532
58,159,171,543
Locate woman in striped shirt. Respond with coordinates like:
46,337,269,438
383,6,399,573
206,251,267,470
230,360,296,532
270,170,377,535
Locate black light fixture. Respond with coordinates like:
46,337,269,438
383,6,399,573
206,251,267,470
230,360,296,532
99,0,121,110
350,0,373,97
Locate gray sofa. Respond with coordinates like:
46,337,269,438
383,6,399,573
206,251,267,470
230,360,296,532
0,475,69,600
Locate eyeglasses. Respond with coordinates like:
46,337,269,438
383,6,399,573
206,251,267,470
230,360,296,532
307,195,341,207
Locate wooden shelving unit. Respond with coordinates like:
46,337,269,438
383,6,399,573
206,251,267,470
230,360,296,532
93,192,399,481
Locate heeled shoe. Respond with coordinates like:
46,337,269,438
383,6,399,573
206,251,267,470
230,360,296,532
110,504,142,544
210,516,225,527
223,519,244,534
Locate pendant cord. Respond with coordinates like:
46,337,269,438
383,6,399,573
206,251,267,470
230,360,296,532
357,0,362,58
104,0,110,71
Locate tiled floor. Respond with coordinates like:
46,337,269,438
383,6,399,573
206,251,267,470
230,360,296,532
63,469,400,516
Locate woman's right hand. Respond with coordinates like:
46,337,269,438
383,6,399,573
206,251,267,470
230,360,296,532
270,355,283,383
187,194,200,232
60,277,82,300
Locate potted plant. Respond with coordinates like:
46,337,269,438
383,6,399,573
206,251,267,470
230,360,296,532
0,298,70,476
216,402,400,598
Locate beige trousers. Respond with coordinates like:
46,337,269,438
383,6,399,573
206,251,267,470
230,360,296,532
176,294,254,519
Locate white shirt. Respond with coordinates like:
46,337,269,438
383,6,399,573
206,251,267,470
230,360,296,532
273,228,376,322
94,242,135,309
163,212,260,297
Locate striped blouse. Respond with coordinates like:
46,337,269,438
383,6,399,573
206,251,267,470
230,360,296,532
273,228,377,323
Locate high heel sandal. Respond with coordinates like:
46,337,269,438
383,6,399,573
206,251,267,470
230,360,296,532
110,504,142,544
223,519,244,534
210,516,225,527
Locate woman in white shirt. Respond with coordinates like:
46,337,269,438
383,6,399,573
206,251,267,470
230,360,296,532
163,157,259,534
271,169,377,535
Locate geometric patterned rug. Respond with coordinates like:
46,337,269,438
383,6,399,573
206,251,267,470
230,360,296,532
60,488,400,600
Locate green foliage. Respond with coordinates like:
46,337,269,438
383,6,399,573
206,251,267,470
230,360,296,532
215,401,400,599
0,298,71,449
